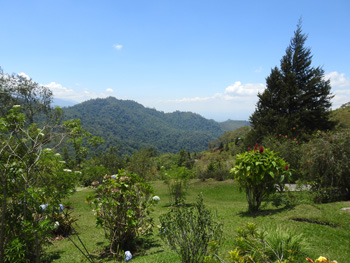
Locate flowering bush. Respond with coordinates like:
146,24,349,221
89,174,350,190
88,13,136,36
231,144,292,212
0,106,77,262
86,170,154,256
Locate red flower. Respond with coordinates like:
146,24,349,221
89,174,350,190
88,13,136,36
259,146,264,153
254,143,258,150
248,147,251,152
285,165,289,171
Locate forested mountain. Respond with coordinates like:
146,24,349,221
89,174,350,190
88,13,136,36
219,119,250,132
62,97,249,154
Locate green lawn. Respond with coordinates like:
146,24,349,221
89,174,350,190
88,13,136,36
47,180,350,262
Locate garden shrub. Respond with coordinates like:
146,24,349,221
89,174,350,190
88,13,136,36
301,130,350,202
86,170,155,256
231,144,292,212
159,194,223,263
161,165,194,204
204,160,231,181
229,223,306,263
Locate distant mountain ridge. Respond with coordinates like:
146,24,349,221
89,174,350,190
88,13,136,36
62,97,249,154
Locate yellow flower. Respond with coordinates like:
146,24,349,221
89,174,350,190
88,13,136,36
315,256,329,263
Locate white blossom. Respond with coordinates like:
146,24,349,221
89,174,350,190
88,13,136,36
152,196,160,203
54,221,60,229
39,204,48,211
125,251,132,261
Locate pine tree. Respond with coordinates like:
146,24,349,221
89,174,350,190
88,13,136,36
249,21,335,141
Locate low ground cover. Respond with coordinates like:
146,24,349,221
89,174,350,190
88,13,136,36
47,180,350,262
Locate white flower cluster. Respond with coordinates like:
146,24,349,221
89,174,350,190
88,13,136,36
125,251,132,261
152,196,160,203
54,221,60,230
39,203,64,212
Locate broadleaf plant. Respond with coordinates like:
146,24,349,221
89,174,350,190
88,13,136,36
231,144,292,212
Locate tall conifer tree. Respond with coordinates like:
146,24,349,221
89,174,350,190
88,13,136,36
249,21,335,140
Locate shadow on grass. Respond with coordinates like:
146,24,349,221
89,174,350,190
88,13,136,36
238,205,294,218
91,238,163,261
162,203,195,208
42,251,62,263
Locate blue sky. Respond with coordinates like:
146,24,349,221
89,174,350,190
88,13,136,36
1,0,350,121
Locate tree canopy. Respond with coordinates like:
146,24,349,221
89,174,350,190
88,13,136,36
249,22,335,141
0,67,59,125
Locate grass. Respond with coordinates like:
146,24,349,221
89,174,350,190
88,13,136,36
46,180,350,262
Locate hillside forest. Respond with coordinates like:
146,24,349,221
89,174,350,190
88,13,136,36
1,22,350,263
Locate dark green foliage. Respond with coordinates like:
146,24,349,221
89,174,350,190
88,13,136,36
159,195,223,263
301,130,350,202
62,97,249,154
249,22,335,142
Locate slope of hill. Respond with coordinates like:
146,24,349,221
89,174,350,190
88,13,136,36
331,102,350,129
62,97,249,154
219,119,250,132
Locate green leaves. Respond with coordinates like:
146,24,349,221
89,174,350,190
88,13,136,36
159,194,223,263
249,21,335,142
86,170,154,255
231,146,292,212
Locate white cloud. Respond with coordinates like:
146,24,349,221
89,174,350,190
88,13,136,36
113,44,123,50
225,81,265,95
325,72,350,109
153,81,265,121
18,72,30,80
43,82,112,103
325,72,350,88
254,66,263,73
106,88,114,93
44,82,76,98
